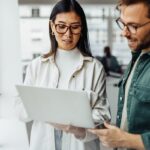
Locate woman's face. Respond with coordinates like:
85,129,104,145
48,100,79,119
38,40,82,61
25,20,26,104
51,11,82,50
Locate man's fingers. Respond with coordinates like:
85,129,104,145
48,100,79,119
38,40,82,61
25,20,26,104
88,129,108,136
104,122,116,129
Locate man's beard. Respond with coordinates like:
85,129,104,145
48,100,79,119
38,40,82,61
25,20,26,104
135,31,150,51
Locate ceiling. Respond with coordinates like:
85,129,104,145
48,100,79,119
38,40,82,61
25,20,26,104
19,0,118,5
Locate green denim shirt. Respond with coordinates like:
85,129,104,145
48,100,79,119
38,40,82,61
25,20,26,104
116,51,150,150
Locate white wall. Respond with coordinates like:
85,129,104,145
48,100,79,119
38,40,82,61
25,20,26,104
0,0,22,118
0,0,29,149
0,0,22,96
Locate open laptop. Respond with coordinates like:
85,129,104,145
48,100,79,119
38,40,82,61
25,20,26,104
16,85,95,128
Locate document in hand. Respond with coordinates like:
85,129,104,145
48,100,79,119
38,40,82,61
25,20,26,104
16,85,95,128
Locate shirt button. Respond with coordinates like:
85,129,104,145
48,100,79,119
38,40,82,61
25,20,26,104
120,97,123,101
117,115,120,119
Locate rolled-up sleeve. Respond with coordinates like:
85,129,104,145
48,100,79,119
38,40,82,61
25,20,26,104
141,132,150,150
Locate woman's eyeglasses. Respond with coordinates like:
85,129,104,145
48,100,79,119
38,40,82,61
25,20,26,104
54,24,82,35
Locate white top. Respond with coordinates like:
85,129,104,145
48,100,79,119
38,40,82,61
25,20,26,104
55,47,80,89
55,47,80,150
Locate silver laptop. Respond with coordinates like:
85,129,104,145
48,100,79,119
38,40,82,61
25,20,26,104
16,85,95,128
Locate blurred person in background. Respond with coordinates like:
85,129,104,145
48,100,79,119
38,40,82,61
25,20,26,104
89,0,150,149
101,46,122,75
15,0,111,150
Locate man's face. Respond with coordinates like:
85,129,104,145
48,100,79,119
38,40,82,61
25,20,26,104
120,3,150,52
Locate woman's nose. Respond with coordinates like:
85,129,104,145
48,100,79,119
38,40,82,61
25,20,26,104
64,27,72,36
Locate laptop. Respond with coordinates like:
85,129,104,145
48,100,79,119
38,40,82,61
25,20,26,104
16,85,95,128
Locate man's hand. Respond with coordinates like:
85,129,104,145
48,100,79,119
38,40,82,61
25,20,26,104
88,122,145,149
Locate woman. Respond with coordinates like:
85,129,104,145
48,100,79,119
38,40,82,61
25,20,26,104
15,0,111,150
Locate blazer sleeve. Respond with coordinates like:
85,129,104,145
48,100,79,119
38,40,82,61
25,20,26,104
14,62,35,122
78,60,111,142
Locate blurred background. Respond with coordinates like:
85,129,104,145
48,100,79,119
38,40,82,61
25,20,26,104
0,0,131,150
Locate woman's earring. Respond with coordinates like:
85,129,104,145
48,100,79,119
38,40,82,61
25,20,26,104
51,32,55,36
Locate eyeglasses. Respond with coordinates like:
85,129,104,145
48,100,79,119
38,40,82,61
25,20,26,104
116,18,150,34
54,23,82,35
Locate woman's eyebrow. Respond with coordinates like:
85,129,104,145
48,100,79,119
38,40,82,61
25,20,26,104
57,21,81,25
56,21,66,24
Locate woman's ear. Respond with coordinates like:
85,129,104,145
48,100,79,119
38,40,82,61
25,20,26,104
50,20,55,34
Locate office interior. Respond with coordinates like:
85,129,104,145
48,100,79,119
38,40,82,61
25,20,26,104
0,0,131,150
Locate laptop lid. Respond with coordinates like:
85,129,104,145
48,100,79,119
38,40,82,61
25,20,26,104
16,85,95,128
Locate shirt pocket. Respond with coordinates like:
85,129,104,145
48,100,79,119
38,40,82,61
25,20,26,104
130,85,150,130
134,85,150,103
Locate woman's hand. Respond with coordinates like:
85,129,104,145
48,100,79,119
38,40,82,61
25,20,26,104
50,123,68,131
49,122,86,139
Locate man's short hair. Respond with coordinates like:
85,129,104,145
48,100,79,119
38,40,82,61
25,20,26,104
117,0,150,18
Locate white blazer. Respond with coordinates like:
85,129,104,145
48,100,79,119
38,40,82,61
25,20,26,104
15,52,111,150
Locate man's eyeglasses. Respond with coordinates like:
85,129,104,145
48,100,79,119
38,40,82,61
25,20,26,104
54,24,82,35
116,18,150,34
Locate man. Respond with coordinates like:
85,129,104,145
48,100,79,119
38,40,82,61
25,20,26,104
101,46,122,75
89,0,150,149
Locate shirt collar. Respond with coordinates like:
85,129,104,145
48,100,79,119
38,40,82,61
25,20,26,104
142,48,150,56
40,50,93,63
131,50,141,62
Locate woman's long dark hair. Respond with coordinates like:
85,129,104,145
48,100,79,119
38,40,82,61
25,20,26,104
44,0,92,58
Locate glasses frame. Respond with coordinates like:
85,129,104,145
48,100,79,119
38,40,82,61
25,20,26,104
116,18,150,34
54,23,82,35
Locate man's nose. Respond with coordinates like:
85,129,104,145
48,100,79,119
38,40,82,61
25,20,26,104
121,26,131,37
